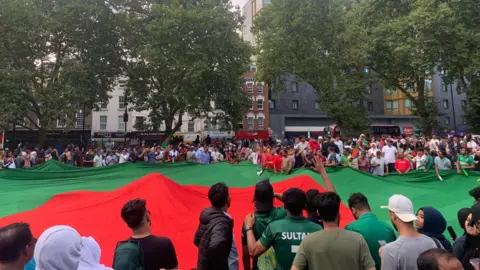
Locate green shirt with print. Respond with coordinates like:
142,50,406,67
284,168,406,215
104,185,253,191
345,213,397,270
458,155,474,169
259,216,322,270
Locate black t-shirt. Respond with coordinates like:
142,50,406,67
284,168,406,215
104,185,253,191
83,153,95,167
129,235,178,270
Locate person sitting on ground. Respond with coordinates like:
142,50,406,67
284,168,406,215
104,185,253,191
395,152,411,175
34,225,83,269
417,248,463,270
194,183,237,270
457,148,475,174
0,223,36,270
346,193,396,270
292,192,376,270
380,194,437,270
415,206,453,251
117,198,178,270
244,188,322,270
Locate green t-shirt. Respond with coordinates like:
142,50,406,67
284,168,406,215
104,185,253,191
345,213,397,270
458,155,474,169
259,216,322,270
341,155,349,166
292,229,375,270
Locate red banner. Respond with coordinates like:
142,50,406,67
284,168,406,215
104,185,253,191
235,130,269,140
403,126,414,136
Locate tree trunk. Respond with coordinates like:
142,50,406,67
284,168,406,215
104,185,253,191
38,128,47,149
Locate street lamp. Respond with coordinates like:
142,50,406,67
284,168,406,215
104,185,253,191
123,101,128,144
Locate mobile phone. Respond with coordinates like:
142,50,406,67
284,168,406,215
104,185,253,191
470,258,479,268
447,226,457,241
378,240,387,247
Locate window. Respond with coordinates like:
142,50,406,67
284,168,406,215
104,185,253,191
188,121,194,132
100,102,108,110
57,119,66,128
269,100,275,109
368,102,373,111
425,79,433,92
314,101,319,110
119,96,126,109
442,81,448,92
404,99,412,109
444,116,450,125
118,80,127,88
257,83,263,93
247,82,253,92
393,100,398,111
443,99,449,109
386,101,392,111
461,100,467,108
250,99,254,109
258,117,264,129
135,116,144,126
385,88,396,96
292,100,299,110
292,82,298,92
76,110,84,128
257,99,264,110
100,116,107,130
366,86,372,95
250,66,257,72
118,116,125,131
247,117,254,130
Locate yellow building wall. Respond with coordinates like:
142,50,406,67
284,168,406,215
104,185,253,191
383,78,436,115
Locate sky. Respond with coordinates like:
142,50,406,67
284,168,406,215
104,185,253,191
231,0,248,9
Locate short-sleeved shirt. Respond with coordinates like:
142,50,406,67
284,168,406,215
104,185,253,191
129,235,178,270
259,216,322,270
382,146,397,163
345,213,397,270
292,229,375,270
458,155,474,169
381,235,437,270
371,157,387,176
435,156,452,170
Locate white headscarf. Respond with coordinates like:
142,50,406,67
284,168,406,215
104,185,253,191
35,225,83,270
78,237,112,270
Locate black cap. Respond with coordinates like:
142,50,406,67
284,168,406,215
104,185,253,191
254,180,274,212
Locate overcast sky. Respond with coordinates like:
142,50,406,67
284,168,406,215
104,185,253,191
231,0,248,9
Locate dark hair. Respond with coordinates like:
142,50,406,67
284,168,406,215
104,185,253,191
282,188,307,216
417,248,458,270
0,223,33,263
121,198,147,229
469,186,480,201
306,189,320,213
317,192,341,222
208,182,229,208
348,193,370,211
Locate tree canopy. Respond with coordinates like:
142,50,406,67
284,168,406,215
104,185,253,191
117,0,252,138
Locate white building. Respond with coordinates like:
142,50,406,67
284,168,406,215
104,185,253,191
91,80,233,142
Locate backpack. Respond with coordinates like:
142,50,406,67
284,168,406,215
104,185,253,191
112,240,145,270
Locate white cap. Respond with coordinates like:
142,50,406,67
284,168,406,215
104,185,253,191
381,194,417,222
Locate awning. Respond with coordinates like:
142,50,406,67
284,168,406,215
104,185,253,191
284,126,326,132
235,130,269,140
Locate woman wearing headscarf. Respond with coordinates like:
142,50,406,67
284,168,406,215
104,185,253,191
78,237,112,270
453,208,471,260
415,206,453,252
456,204,480,270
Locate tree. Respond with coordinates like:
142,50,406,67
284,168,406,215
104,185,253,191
253,0,373,136
0,0,122,146
117,0,252,139
359,0,460,134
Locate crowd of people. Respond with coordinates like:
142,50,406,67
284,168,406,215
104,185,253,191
1,157,480,270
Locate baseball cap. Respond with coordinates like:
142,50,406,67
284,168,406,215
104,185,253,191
381,194,417,222
254,179,274,212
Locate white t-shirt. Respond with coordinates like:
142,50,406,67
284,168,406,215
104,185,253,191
370,157,387,176
467,141,478,150
382,145,397,164
169,150,179,158
429,139,440,151
119,153,129,163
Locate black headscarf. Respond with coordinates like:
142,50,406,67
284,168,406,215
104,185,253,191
417,206,452,252
458,208,471,234
461,204,480,270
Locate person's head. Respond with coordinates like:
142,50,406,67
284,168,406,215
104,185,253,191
438,150,446,159
457,208,470,232
316,192,341,224
359,152,366,159
397,152,404,159
376,150,382,158
371,143,377,149
0,223,36,267
382,194,417,232
34,225,83,270
121,198,151,230
387,139,393,146
417,248,463,270
208,182,230,210
254,180,274,213
469,186,480,203
282,188,307,216
415,207,447,235
328,147,335,154
348,193,371,219
305,189,320,215
417,149,424,156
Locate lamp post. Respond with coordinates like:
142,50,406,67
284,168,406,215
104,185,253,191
123,102,128,144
